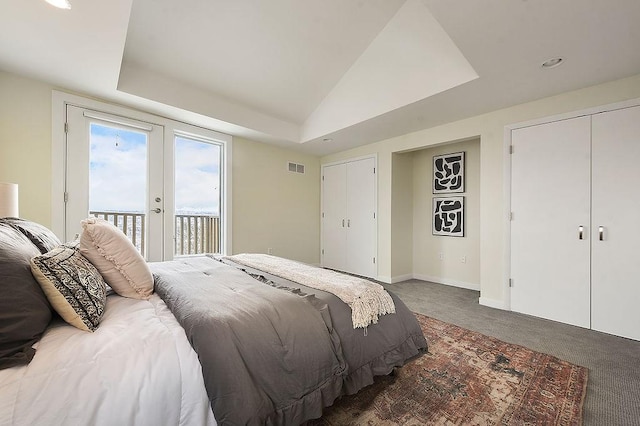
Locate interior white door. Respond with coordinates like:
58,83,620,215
65,105,165,261
510,116,591,328
345,157,376,278
591,105,640,341
321,163,347,271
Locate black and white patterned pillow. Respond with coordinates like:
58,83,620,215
30,242,107,332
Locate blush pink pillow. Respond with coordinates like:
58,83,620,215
79,217,153,299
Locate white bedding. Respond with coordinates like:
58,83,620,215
0,294,216,426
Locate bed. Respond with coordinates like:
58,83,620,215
0,218,427,425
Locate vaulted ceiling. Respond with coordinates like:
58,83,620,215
2,0,640,155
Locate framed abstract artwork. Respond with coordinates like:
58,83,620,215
433,196,464,237
433,151,465,193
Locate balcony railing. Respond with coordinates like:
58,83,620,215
89,211,220,257
175,214,220,255
90,211,146,255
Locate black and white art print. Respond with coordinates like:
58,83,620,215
433,196,464,237
433,152,465,193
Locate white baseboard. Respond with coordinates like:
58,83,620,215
377,275,392,284
384,273,510,310
479,296,509,310
389,274,413,284
386,273,509,310
412,274,480,291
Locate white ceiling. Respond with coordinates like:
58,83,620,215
2,0,640,155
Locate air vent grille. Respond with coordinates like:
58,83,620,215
287,162,305,174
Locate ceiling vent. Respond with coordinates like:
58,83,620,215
288,161,305,174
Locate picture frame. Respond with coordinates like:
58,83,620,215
433,196,464,237
433,151,465,193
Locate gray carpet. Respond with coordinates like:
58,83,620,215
384,279,640,426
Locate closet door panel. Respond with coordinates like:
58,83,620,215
345,158,376,278
321,164,347,271
510,116,591,328
591,105,640,341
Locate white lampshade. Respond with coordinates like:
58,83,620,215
0,183,19,218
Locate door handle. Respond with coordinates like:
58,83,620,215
598,226,604,241
578,225,584,240
342,219,345,228
152,208,162,214
347,219,350,228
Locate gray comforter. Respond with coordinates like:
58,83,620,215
151,256,427,425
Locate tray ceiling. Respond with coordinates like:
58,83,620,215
1,0,640,154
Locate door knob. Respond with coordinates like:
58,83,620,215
152,208,162,213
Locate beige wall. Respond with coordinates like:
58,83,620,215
390,152,413,278
322,73,640,307
388,139,480,287
411,139,480,289
0,71,54,226
5,67,640,306
232,137,320,263
0,70,321,264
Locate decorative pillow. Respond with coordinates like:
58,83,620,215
79,217,153,299
0,217,61,254
30,241,107,332
0,223,52,370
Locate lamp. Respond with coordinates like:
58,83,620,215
0,183,19,218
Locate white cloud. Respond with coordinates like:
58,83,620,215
88,131,221,216
175,137,220,215
89,133,147,212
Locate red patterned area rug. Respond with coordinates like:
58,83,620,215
310,314,588,425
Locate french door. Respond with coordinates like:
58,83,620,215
65,104,226,261
65,105,165,260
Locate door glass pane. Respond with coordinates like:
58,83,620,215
88,122,148,255
174,136,221,255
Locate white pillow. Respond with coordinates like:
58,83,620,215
79,217,153,299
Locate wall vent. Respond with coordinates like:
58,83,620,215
287,161,305,174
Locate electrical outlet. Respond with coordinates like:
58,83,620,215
267,247,273,255
461,256,467,263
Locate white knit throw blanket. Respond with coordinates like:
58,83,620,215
226,254,395,329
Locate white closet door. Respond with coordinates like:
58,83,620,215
345,158,376,278
321,163,347,271
591,105,640,341
510,116,591,328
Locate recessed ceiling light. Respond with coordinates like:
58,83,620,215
322,138,333,142
44,0,71,9
541,57,564,69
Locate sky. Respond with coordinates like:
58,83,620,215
174,136,220,215
89,123,220,215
